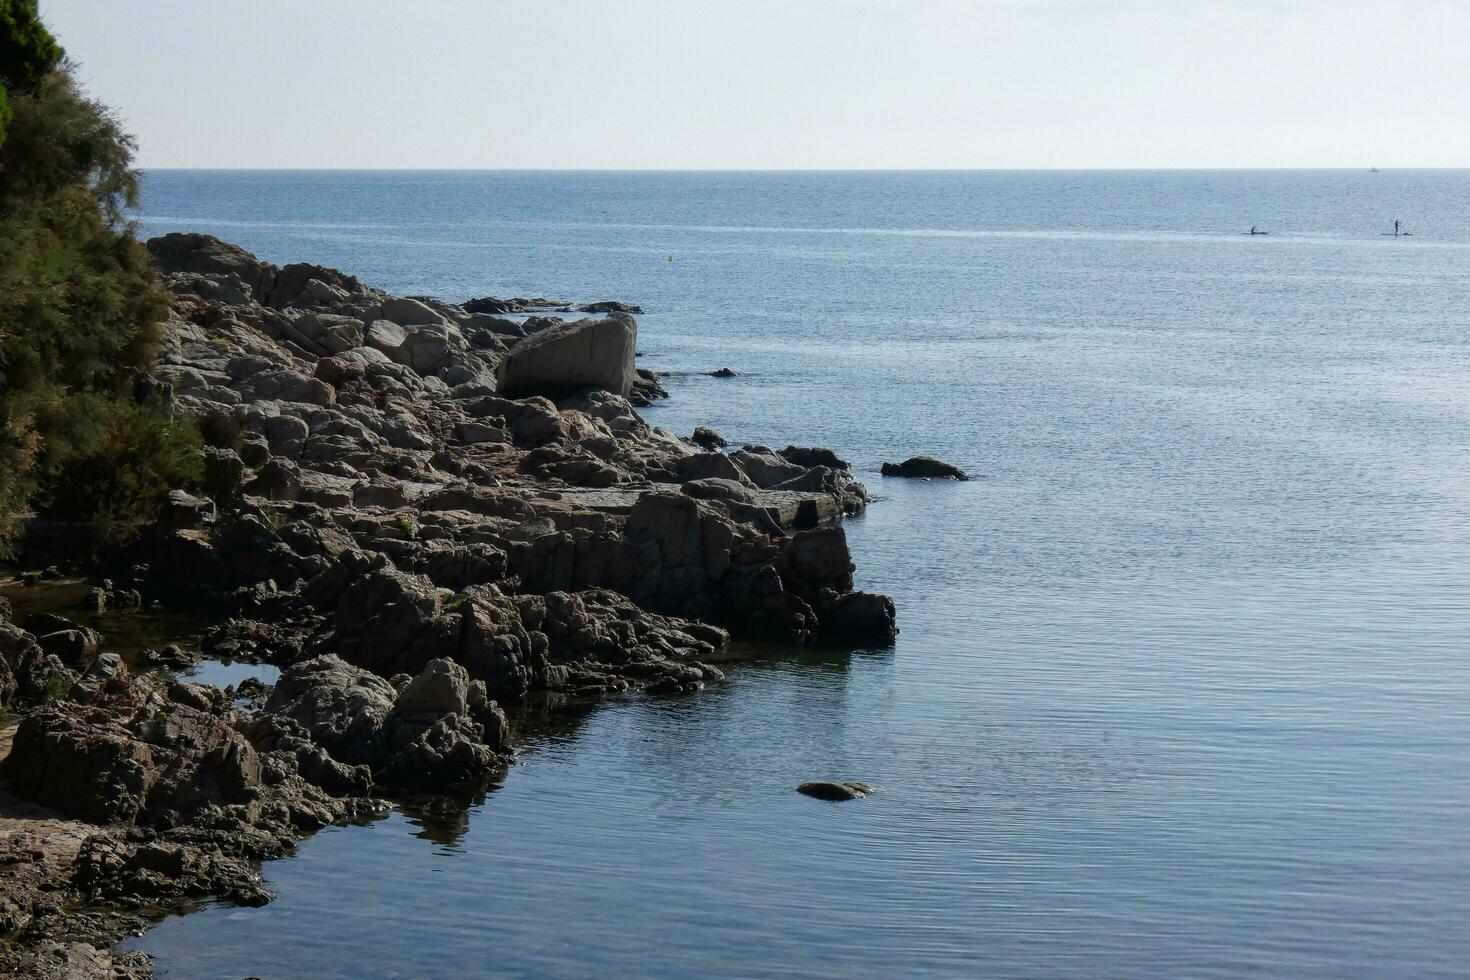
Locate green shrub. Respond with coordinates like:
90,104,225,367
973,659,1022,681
0,32,169,556
44,401,203,547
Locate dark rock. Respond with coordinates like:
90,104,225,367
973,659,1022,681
575,300,644,314
147,233,275,301
880,456,968,480
818,591,899,645
34,629,97,667
629,367,669,406
201,446,247,501
706,367,738,378
691,426,727,450
797,781,873,801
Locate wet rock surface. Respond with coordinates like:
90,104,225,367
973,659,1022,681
0,235,896,976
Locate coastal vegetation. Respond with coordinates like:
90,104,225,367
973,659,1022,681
0,0,194,554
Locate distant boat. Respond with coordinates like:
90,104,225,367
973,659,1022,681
1248,226,1269,236
1370,166,1380,173
1382,219,1412,237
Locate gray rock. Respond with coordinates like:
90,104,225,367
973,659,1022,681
391,658,469,720
496,314,637,399
374,297,448,327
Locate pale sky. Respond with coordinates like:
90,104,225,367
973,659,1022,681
41,0,1470,169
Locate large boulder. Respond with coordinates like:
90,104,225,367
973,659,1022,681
496,314,637,399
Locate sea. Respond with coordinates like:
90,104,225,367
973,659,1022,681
122,170,1470,978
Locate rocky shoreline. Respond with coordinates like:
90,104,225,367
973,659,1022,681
0,235,895,978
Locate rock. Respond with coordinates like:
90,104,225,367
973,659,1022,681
201,446,247,501
797,781,873,801
161,488,216,530
268,262,374,308
67,651,125,704
391,658,469,719
691,426,727,450
34,629,97,667
455,420,511,446
4,663,263,825
314,355,364,387
262,654,397,763
556,388,638,425
706,367,738,378
781,445,850,472
238,436,271,467
285,312,363,356
729,449,806,488
629,367,669,406
374,296,448,327
880,456,968,480
818,591,899,645
496,314,637,400
147,233,275,301
576,300,644,314
680,478,758,505
673,451,753,486
247,457,303,500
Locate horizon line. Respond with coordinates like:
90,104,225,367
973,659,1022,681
134,166,1468,174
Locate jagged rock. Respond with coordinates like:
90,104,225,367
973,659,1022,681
147,233,274,301
630,367,669,406
880,456,968,480
496,314,637,399
201,446,247,501
261,654,397,763
3,663,262,825
707,367,738,378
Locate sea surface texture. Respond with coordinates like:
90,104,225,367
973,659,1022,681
126,171,1470,979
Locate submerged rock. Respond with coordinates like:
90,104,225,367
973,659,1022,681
880,456,968,480
797,781,873,801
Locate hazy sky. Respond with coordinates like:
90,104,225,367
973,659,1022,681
42,0,1470,169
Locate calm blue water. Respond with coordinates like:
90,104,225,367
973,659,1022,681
126,172,1470,978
